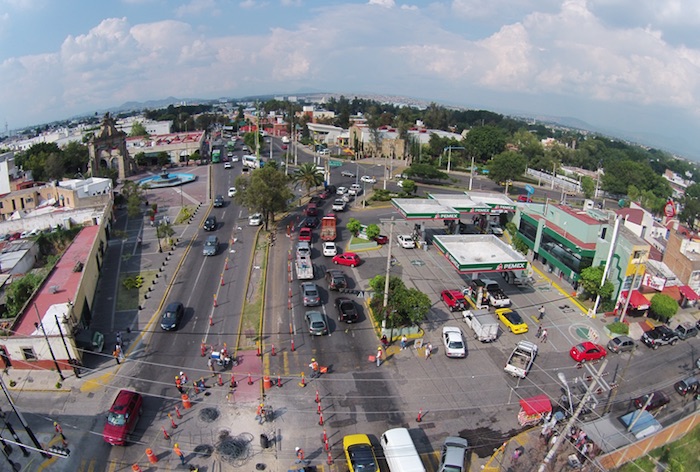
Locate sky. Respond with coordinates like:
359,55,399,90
2,0,700,159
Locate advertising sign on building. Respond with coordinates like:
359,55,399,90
642,273,666,292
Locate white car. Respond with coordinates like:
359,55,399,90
248,213,262,226
488,222,504,236
231,156,240,162
442,327,466,358
228,187,237,197
224,162,232,169
323,242,337,257
348,184,362,196
397,180,404,188
336,186,348,195
319,149,330,156
227,152,233,157
397,234,415,248
332,199,346,212
360,175,376,184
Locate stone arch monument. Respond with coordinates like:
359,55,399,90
88,113,136,180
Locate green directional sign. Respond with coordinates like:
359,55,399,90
329,160,343,167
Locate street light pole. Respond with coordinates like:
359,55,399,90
557,372,573,414
383,218,395,338
469,155,475,191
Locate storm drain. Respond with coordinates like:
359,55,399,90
216,430,254,465
199,407,220,423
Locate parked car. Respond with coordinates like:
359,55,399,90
495,308,528,334
360,175,376,184
103,390,143,445
343,434,378,472
213,195,225,208
633,391,670,411
341,170,356,178
441,290,467,312
607,335,636,353
569,342,607,363
442,327,466,358
228,187,237,197
374,234,388,245
326,270,348,290
323,241,337,257
397,234,415,248
203,216,217,231
160,301,184,330
488,222,504,236
301,282,321,307
674,323,699,340
299,227,312,242
674,376,700,396
333,253,361,267
437,436,469,472
248,213,263,226
305,311,328,336
641,325,679,349
336,297,358,323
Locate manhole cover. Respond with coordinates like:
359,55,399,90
199,407,220,422
194,444,214,458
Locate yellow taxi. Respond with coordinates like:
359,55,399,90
495,308,529,334
343,434,379,472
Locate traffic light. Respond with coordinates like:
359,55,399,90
47,445,70,457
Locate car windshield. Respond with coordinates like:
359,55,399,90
448,340,464,349
306,289,318,297
441,466,463,472
311,321,325,329
348,445,377,472
507,312,523,324
163,311,176,320
107,412,126,426
340,301,353,310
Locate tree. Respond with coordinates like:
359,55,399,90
120,180,145,218
234,166,293,229
400,179,416,195
650,294,678,322
346,218,362,236
463,125,507,162
365,224,380,240
129,121,148,137
579,266,614,300
487,151,526,185
293,162,324,195
6,272,43,317
368,275,431,327
581,176,595,199
404,163,448,181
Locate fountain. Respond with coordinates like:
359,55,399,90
137,170,197,188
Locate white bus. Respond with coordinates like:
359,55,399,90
242,155,262,169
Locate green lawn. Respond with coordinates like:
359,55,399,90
116,271,158,311
615,424,700,472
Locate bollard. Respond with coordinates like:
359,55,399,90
146,448,158,464
327,450,333,465
201,342,207,357
168,413,177,429
277,374,282,388
322,429,328,445
213,294,218,307
263,376,272,390
289,287,293,298
209,314,213,326
230,373,237,388
225,258,229,270
291,339,295,352
271,344,276,356
218,374,223,386
318,411,324,426
317,401,322,415
256,343,262,357
220,274,225,286
175,406,182,419
162,426,170,440
416,408,423,423
315,390,320,403
299,372,306,388
247,372,253,385
132,465,143,472
324,438,330,451
288,298,292,310
181,394,191,409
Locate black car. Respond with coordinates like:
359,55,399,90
325,270,347,291
302,216,319,229
633,391,670,411
213,195,225,208
674,376,699,396
335,297,358,323
203,216,217,231
640,325,679,349
160,302,184,330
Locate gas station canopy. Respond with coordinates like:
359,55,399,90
432,234,528,273
392,193,517,219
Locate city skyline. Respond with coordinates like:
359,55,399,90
2,0,700,158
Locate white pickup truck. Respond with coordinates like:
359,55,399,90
295,254,314,280
483,278,511,307
462,309,499,342
504,340,538,378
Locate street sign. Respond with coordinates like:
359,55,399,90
329,160,343,167
524,184,535,195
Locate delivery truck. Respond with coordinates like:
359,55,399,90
462,309,499,342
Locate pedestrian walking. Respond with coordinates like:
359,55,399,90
540,328,548,343
400,335,407,350
112,348,121,365
175,376,183,394
116,331,122,348
180,371,188,384
173,443,186,465
376,347,383,367
309,358,320,378
425,343,432,360
53,421,66,442
538,306,546,321
207,357,215,375
536,325,543,338
381,334,389,348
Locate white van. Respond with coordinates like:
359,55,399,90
380,428,425,472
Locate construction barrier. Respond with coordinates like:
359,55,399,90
181,394,191,409
263,376,272,389
146,448,158,464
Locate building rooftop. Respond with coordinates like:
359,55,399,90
556,204,604,225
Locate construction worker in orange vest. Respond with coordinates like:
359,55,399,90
309,358,319,378
173,443,186,465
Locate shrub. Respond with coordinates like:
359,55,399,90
607,321,629,335
650,293,678,322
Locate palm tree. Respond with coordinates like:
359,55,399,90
293,162,324,195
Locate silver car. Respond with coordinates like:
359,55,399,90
301,282,321,307
437,436,468,472
607,335,636,353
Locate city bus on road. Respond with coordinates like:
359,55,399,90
212,149,221,163
242,155,262,169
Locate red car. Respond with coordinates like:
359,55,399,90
299,227,312,242
441,290,467,312
332,253,361,267
517,195,533,203
569,342,607,363
374,235,388,245
103,390,143,445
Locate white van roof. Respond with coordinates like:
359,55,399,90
380,428,425,472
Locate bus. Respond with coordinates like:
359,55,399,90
242,155,262,169
212,149,221,163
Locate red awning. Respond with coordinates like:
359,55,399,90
519,395,552,416
620,290,650,310
679,285,699,301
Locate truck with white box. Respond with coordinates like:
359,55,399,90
462,309,499,342
295,253,314,280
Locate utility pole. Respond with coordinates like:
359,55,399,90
0,376,50,458
34,304,64,381
538,359,608,471
383,218,396,339
54,314,79,379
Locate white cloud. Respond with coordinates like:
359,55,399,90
368,0,395,7
175,0,217,17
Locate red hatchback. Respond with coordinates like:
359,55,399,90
299,227,312,242
333,253,361,267
374,235,388,245
569,342,607,363
103,390,143,445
